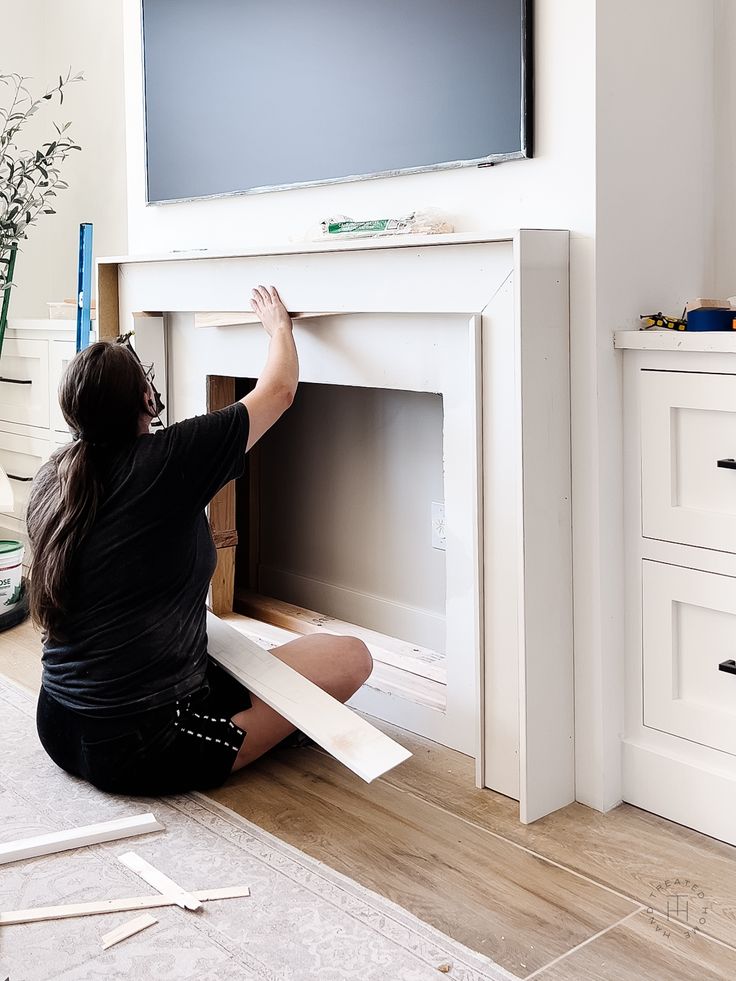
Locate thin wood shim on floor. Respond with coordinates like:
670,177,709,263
0,886,251,926
206,611,412,782
101,913,158,949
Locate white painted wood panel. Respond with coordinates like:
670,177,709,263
514,230,574,823
482,276,520,798
115,242,513,321
207,612,412,782
643,560,736,757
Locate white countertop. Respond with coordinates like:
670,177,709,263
5,319,76,335
614,329,736,353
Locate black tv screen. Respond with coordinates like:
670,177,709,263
142,0,533,203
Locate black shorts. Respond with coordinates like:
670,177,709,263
36,658,251,796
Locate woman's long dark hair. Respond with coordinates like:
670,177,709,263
27,341,151,638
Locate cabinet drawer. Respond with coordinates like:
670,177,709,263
0,431,50,522
643,560,736,756
641,369,736,552
0,338,50,429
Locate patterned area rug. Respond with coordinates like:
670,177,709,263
0,676,516,981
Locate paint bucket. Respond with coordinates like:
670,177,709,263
0,541,25,609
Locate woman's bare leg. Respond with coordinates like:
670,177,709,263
229,633,372,772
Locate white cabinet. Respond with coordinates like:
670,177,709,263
0,322,76,535
620,335,736,846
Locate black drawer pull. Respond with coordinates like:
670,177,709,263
718,459,736,470
0,376,32,385
719,659,736,675
6,473,33,483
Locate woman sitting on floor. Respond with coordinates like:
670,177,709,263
28,285,372,796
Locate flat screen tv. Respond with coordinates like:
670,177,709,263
141,0,533,204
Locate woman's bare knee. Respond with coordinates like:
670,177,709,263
270,631,372,700
343,636,373,689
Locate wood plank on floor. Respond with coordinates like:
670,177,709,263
533,909,736,981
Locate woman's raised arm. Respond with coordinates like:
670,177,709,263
243,285,299,451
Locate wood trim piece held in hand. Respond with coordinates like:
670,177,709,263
206,611,412,782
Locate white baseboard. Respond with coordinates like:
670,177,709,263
623,738,736,846
257,565,446,654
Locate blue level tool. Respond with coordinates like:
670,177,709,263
76,223,93,352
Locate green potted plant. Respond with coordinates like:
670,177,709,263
0,68,83,351
0,68,82,627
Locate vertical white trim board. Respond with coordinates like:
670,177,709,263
206,612,412,782
0,813,164,867
514,229,575,823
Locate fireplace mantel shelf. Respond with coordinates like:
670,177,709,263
99,229,550,267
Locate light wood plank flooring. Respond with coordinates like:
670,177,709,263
3,620,736,979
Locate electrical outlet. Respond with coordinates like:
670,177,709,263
431,502,446,550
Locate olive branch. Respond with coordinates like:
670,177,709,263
0,68,84,306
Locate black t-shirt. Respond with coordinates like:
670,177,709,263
40,401,249,717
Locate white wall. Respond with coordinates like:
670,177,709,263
256,384,446,652
124,1,596,256
715,0,736,297
4,0,127,319
588,0,718,810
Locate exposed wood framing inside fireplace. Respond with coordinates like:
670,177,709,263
207,374,238,614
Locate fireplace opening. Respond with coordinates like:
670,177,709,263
215,375,448,711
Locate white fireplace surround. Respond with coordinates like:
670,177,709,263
97,229,572,824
